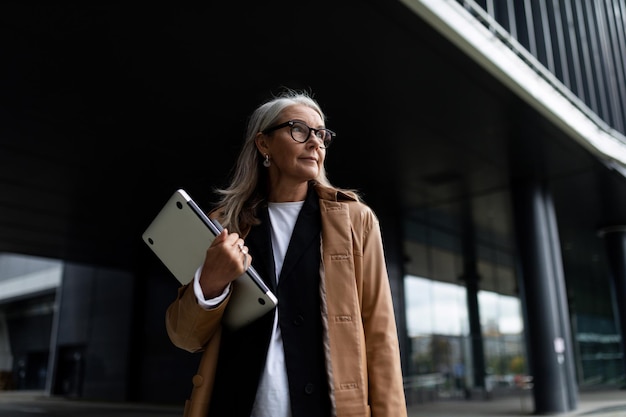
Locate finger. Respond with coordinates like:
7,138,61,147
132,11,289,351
236,240,249,257
243,253,250,271
211,228,228,245
223,232,241,247
237,243,248,255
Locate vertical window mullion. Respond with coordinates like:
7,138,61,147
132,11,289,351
585,0,610,121
617,0,626,131
563,0,586,101
524,0,538,57
551,0,571,88
602,0,626,132
506,0,518,39
539,0,556,73
574,0,599,112
593,0,620,129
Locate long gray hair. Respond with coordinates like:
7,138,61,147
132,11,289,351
212,88,350,234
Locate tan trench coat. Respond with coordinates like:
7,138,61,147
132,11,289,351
165,184,407,417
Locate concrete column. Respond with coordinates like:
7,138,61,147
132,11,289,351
511,179,578,413
460,198,486,391
0,312,12,378
465,274,486,391
597,226,626,383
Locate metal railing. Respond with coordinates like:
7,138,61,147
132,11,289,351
452,0,626,141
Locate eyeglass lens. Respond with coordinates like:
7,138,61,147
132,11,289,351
290,121,333,148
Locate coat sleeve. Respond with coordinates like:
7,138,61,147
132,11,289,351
357,207,408,417
166,281,232,417
165,282,229,352
166,209,234,352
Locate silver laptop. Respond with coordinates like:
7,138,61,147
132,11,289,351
142,189,277,330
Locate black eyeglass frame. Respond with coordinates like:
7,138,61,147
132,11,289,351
261,120,336,148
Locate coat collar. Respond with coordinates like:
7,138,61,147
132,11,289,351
312,182,359,203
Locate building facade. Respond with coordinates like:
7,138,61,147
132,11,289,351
0,1,625,415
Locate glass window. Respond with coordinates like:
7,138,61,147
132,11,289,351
478,291,526,390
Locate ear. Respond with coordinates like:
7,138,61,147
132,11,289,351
255,132,270,154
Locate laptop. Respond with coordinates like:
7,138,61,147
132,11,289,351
142,189,277,330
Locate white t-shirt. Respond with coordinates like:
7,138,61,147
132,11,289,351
194,201,304,417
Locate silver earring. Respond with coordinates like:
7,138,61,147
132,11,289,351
263,154,271,168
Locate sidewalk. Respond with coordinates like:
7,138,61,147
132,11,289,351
0,388,624,416
407,389,626,416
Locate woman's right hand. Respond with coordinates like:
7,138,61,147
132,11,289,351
198,228,251,300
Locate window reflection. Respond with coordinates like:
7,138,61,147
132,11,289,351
404,275,527,400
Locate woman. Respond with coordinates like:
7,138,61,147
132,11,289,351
166,88,407,417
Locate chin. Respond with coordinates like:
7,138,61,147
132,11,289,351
297,167,319,178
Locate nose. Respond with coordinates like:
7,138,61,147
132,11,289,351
306,129,324,148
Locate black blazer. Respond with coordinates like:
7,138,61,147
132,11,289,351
208,186,330,417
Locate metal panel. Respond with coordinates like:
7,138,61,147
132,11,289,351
573,0,599,111
538,0,556,73
550,0,571,87
586,0,612,122
562,0,586,100
600,0,626,132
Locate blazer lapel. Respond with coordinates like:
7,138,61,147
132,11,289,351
245,207,277,292
278,187,321,284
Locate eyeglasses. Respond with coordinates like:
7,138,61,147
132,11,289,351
262,120,335,149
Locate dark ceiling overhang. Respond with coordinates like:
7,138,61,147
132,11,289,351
0,1,621,273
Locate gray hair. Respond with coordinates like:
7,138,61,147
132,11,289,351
212,88,340,234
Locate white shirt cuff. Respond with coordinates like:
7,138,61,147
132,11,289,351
193,265,231,310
